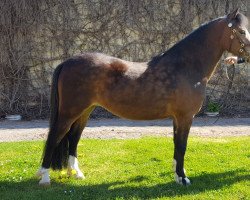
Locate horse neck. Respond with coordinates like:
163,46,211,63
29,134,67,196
165,19,225,81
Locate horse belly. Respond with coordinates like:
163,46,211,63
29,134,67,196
98,98,170,120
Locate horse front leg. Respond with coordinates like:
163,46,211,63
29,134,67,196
172,115,193,185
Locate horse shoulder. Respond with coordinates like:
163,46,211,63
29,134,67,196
172,75,207,115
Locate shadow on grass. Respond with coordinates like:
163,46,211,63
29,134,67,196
0,169,249,199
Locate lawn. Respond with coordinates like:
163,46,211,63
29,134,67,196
0,137,249,200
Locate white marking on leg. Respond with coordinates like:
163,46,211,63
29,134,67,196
172,159,177,172
184,177,191,185
68,155,85,179
175,172,183,184
174,173,191,185
172,159,190,185
173,159,182,184
36,167,50,186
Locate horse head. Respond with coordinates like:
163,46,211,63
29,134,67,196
223,9,250,61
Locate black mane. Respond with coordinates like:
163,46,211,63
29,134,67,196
148,52,167,66
147,17,221,67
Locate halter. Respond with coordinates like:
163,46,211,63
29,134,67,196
228,22,250,62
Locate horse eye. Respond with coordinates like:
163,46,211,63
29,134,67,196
239,30,246,35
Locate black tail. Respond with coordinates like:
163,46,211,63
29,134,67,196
42,63,69,170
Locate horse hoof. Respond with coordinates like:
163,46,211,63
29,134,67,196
68,169,85,179
73,170,85,179
39,180,51,186
76,173,85,179
182,177,191,186
174,173,191,186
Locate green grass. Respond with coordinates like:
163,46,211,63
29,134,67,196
0,137,249,200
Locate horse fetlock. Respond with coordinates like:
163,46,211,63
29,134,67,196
68,155,85,179
36,167,49,177
172,159,190,185
39,175,51,186
174,173,191,185
36,167,51,186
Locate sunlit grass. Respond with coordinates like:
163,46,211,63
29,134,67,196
0,137,249,200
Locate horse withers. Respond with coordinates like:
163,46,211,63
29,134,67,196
37,9,250,186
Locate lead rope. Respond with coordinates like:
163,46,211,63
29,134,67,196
225,64,235,82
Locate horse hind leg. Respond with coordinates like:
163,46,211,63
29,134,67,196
37,116,74,186
67,106,95,179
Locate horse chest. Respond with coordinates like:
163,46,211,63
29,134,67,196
170,79,206,115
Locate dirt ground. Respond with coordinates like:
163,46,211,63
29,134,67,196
0,117,249,142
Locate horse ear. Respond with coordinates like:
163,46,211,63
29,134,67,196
227,8,239,21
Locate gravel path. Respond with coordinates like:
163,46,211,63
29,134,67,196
0,117,249,142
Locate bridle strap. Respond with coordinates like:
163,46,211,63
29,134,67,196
234,31,250,61
228,24,250,61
